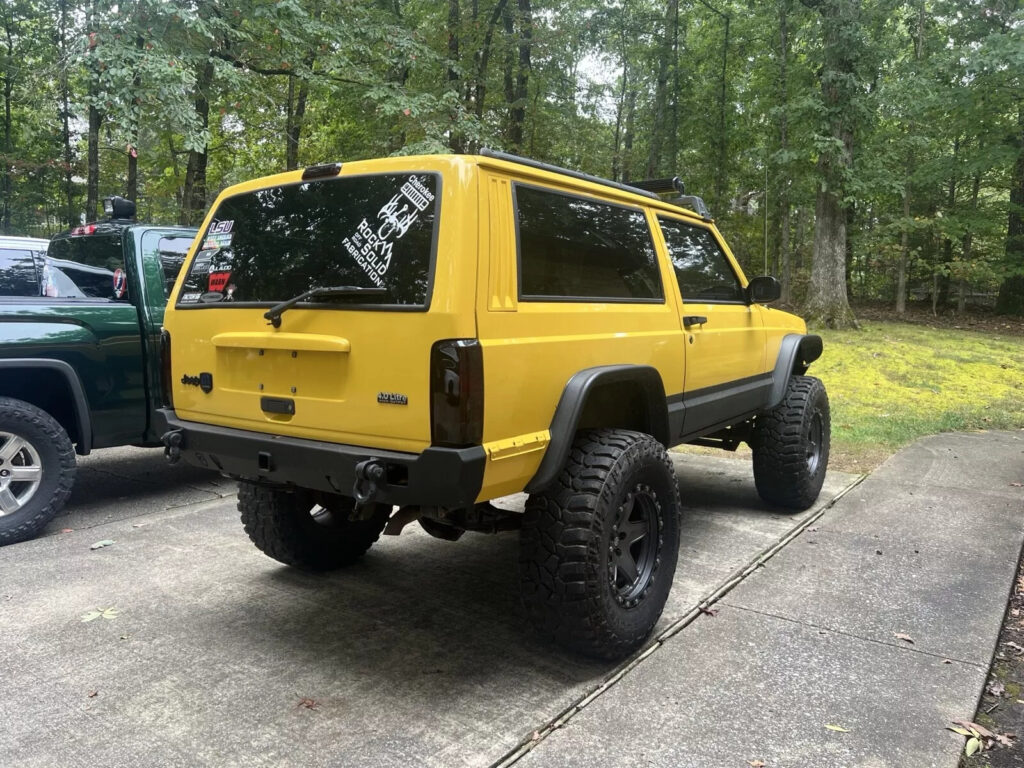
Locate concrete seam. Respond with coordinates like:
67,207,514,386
722,603,988,669
490,472,868,768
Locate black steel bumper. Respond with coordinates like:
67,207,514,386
159,409,486,509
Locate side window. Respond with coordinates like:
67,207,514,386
0,249,43,296
515,184,663,302
658,217,744,303
141,232,194,299
45,235,125,300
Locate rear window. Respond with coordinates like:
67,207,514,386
177,173,439,309
514,184,663,302
46,234,125,299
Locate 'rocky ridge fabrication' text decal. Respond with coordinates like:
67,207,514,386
341,175,434,288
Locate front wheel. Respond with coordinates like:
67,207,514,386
751,375,831,510
238,482,391,570
0,397,77,546
519,429,682,660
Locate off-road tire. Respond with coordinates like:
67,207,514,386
519,428,682,660
0,397,76,546
238,482,391,571
751,375,830,510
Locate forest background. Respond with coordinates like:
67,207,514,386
1,0,1023,328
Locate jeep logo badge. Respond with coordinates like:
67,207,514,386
182,372,214,394
377,392,408,405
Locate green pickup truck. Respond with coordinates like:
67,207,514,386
0,199,197,544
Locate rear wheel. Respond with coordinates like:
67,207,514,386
519,429,682,660
0,397,76,546
751,375,830,510
238,482,391,570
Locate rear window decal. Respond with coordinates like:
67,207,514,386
180,292,202,304
210,220,233,234
208,271,231,292
342,175,435,288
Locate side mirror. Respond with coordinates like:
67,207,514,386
746,275,781,304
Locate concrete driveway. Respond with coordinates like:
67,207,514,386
0,447,851,767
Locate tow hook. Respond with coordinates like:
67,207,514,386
162,429,183,464
353,459,386,507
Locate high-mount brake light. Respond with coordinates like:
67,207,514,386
430,339,484,447
301,163,342,180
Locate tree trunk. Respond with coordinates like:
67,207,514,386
996,106,1024,315
58,0,75,225
646,1,676,178
85,0,101,222
180,59,214,226
777,0,792,303
896,184,908,314
801,0,859,329
1,10,13,233
622,88,636,183
447,0,464,152
506,0,532,152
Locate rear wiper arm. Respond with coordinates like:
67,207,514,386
264,285,386,328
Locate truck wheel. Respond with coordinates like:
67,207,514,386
751,375,831,510
0,397,77,546
519,429,682,660
238,482,391,571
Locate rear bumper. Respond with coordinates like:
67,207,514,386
159,409,486,509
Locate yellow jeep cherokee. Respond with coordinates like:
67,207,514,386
160,150,828,659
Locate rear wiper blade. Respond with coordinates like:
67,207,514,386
264,285,387,327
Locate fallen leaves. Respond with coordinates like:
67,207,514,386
748,761,766,767
824,724,850,733
80,607,120,622
947,720,1015,755
893,632,915,644
295,696,319,711
90,540,116,551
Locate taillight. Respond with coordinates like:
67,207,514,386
430,339,483,447
160,329,174,409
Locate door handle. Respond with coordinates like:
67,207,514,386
683,315,708,328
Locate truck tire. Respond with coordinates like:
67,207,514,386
0,397,77,545
519,429,682,660
238,482,391,571
751,375,830,510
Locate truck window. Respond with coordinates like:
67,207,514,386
657,216,744,303
0,248,43,296
45,234,125,300
141,232,194,298
514,185,663,302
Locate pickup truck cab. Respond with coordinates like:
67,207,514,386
0,199,197,544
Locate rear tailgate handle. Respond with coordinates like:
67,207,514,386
212,332,350,353
683,315,708,328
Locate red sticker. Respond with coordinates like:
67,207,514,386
112,268,127,298
208,271,231,292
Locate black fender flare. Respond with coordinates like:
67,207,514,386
767,334,823,409
0,359,93,454
525,365,669,494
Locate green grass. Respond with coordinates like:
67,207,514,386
815,322,1024,470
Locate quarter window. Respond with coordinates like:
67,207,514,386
0,249,43,297
515,185,663,302
658,217,744,303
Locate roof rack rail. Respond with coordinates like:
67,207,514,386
479,148,660,201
